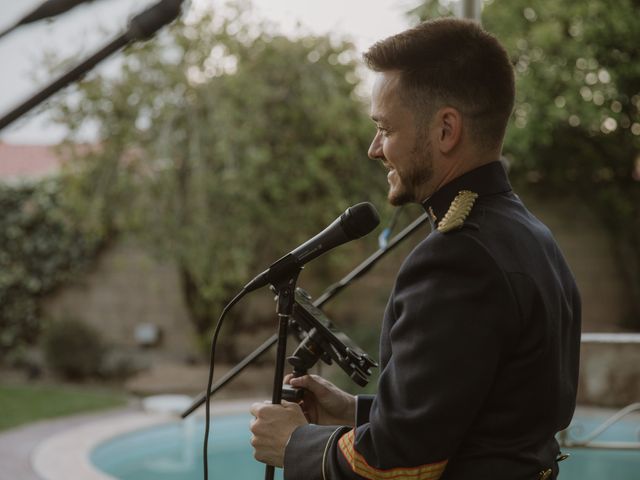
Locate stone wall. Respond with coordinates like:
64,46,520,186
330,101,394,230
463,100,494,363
578,336,640,407
518,189,634,332
42,242,196,360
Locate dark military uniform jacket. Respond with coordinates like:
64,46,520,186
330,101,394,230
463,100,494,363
284,161,581,480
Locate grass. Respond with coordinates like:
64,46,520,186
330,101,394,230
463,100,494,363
0,383,129,432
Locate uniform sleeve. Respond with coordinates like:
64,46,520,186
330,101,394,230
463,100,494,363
284,424,351,479
356,395,375,427
285,232,519,480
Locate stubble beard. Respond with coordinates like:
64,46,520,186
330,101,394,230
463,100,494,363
388,137,434,206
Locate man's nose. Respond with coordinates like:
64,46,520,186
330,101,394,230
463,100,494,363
368,132,383,160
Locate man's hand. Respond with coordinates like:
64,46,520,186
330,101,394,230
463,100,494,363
249,400,308,467
286,374,356,427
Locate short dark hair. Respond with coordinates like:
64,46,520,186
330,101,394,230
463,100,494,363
363,18,515,150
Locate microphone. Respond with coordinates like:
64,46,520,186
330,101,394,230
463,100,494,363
244,202,380,292
20,0,97,24
0,0,99,40
126,0,184,41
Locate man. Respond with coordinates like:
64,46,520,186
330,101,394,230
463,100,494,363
250,18,581,480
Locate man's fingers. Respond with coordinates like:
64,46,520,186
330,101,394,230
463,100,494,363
287,374,310,388
289,375,319,391
281,399,301,410
289,374,326,394
251,401,280,418
250,402,263,417
249,397,306,468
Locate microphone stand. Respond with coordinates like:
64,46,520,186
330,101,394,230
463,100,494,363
181,212,429,418
265,271,301,480
0,0,184,131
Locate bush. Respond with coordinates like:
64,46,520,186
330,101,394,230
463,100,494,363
42,319,106,380
0,180,103,359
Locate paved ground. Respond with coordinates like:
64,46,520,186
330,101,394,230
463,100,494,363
0,406,138,480
0,359,275,480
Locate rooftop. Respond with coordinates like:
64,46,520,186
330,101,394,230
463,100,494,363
0,143,62,181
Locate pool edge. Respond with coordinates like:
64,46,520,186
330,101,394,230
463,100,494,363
30,398,260,480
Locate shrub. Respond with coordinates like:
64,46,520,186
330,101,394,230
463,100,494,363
42,318,106,380
0,180,103,359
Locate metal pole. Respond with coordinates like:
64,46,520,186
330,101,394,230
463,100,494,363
0,0,184,132
461,0,481,22
0,34,129,131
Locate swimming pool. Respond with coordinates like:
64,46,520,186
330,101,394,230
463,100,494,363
91,412,640,480
557,413,640,480
91,414,282,480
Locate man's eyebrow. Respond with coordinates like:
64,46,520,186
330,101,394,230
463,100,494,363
370,114,388,123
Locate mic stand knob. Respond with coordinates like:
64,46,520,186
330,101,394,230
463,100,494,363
281,384,304,402
282,356,309,402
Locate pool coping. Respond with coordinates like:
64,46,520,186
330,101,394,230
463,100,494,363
30,399,259,480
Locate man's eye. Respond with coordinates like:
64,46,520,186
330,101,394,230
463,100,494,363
377,126,390,136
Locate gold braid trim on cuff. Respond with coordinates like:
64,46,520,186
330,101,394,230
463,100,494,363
337,429,448,480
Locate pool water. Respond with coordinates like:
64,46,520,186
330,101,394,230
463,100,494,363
91,414,283,480
557,415,640,480
560,449,639,479
91,413,640,480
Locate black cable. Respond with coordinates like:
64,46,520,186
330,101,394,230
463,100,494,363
203,287,248,480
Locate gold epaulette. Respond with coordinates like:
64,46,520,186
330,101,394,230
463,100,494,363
437,190,479,233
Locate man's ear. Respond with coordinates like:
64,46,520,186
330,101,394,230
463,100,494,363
434,107,463,154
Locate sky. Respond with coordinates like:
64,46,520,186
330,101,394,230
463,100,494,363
0,0,415,144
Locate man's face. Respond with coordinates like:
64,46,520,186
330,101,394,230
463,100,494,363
368,71,434,206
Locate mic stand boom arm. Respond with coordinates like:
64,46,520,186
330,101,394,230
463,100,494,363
0,0,184,132
180,212,429,419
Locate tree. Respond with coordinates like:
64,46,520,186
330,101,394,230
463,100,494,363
52,2,385,355
410,0,640,325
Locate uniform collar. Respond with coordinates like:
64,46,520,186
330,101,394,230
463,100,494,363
421,161,512,227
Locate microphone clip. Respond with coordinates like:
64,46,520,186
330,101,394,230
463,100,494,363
280,288,378,401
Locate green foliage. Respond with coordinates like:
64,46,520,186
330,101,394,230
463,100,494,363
411,0,640,324
42,318,106,380
51,3,385,348
0,384,127,431
0,180,102,358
